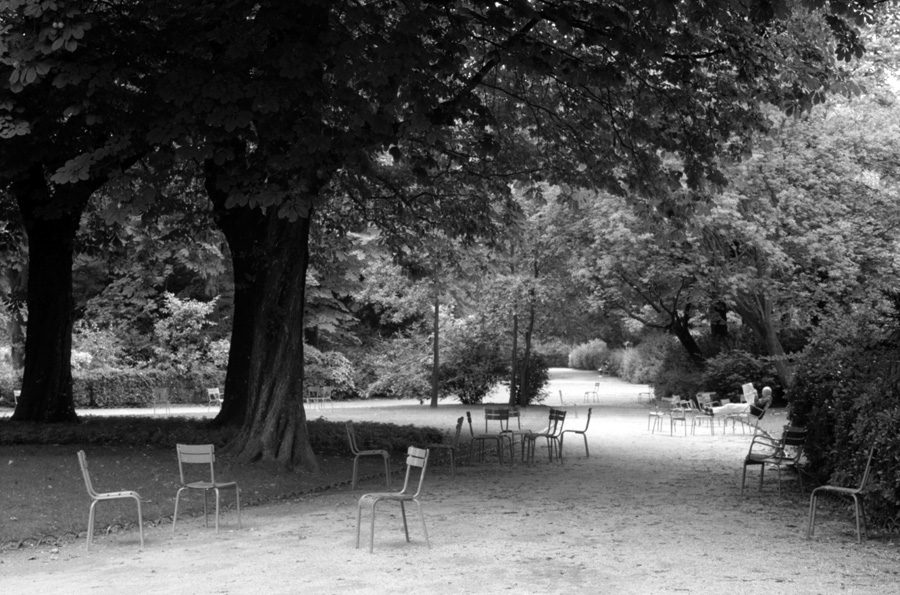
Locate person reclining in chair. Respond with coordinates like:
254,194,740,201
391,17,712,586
705,386,772,417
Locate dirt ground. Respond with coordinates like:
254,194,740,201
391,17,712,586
1,370,898,595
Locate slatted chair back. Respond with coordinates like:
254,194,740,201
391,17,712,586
398,447,430,497
346,421,364,455
545,408,567,437
483,407,510,433
78,450,101,499
176,443,218,484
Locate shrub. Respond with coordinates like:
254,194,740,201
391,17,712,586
788,314,900,530
568,339,610,371
700,350,782,403
516,352,549,405
439,340,508,405
304,345,357,399
72,366,224,408
532,339,571,368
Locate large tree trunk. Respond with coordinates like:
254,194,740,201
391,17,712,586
226,209,317,471
10,168,95,423
733,292,793,387
205,164,267,427
206,161,318,471
516,289,536,408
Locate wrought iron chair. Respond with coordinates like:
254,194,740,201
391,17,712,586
356,446,431,553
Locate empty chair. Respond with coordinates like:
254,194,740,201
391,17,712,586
560,407,592,458
557,390,579,418
304,387,322,410
172,444,241,533
690,398,715,435
346,421,392,490
466,411,506,464
504,407,532,460
523,408,567,463
13,389,20,406
584,382,600,403
424,416,464,475
666,400,691,436
647,399,665,433
319,386,335,410
741,426,808,495
207,388,223,411
77,450,144,551
153,387,171,414
357,446,431,553
808,447,876,543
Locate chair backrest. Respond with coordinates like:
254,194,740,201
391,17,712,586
77,450,100,499
484,407,510,433
779,427,807,460
855,447,876,491
451,416,464,447
13,389,20,403
466,411,476,438
345,421,363,454
508,407,522,429
176,443,217,484
582,407,593,430
398,446,430,497
207,388,220,400
546,408,567,437
321,386,333,399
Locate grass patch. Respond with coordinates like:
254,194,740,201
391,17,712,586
0,416,445,549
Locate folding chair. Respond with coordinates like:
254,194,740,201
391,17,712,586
172,444,241,533
357,446,431,553
77,450,144,551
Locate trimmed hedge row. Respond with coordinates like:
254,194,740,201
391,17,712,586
0,417,445,457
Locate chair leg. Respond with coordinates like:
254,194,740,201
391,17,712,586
172,489,183,532
807,490,819,539
369,500,377,553
449,449,455,476
740,464,748,496
400,500,410,542
416,500,430,548
352,456,360,490
582,434,589,458
382,454,391,489
133,495,144,547
213,488,220,533
235,485,241,528
87,500,98,551
355,500,363,549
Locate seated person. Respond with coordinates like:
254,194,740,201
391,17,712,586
706,386,772,416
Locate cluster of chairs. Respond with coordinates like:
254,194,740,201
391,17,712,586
345,406,594,552
647,383,877,543
78,443,240,551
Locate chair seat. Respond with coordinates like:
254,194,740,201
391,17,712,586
183,480,237,490
96,489,142,500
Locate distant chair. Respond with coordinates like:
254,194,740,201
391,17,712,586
172,443,241,533
557,390,579,418
424,417,464,475
466,411,507,464
207,388,223,411
153,387,171,414
584,382,600,403
77,450,144,551
807,447,876,543
12,389,20,407
560,408,592,458
356,446,431,553
319,386,335,410
346,421,391,490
